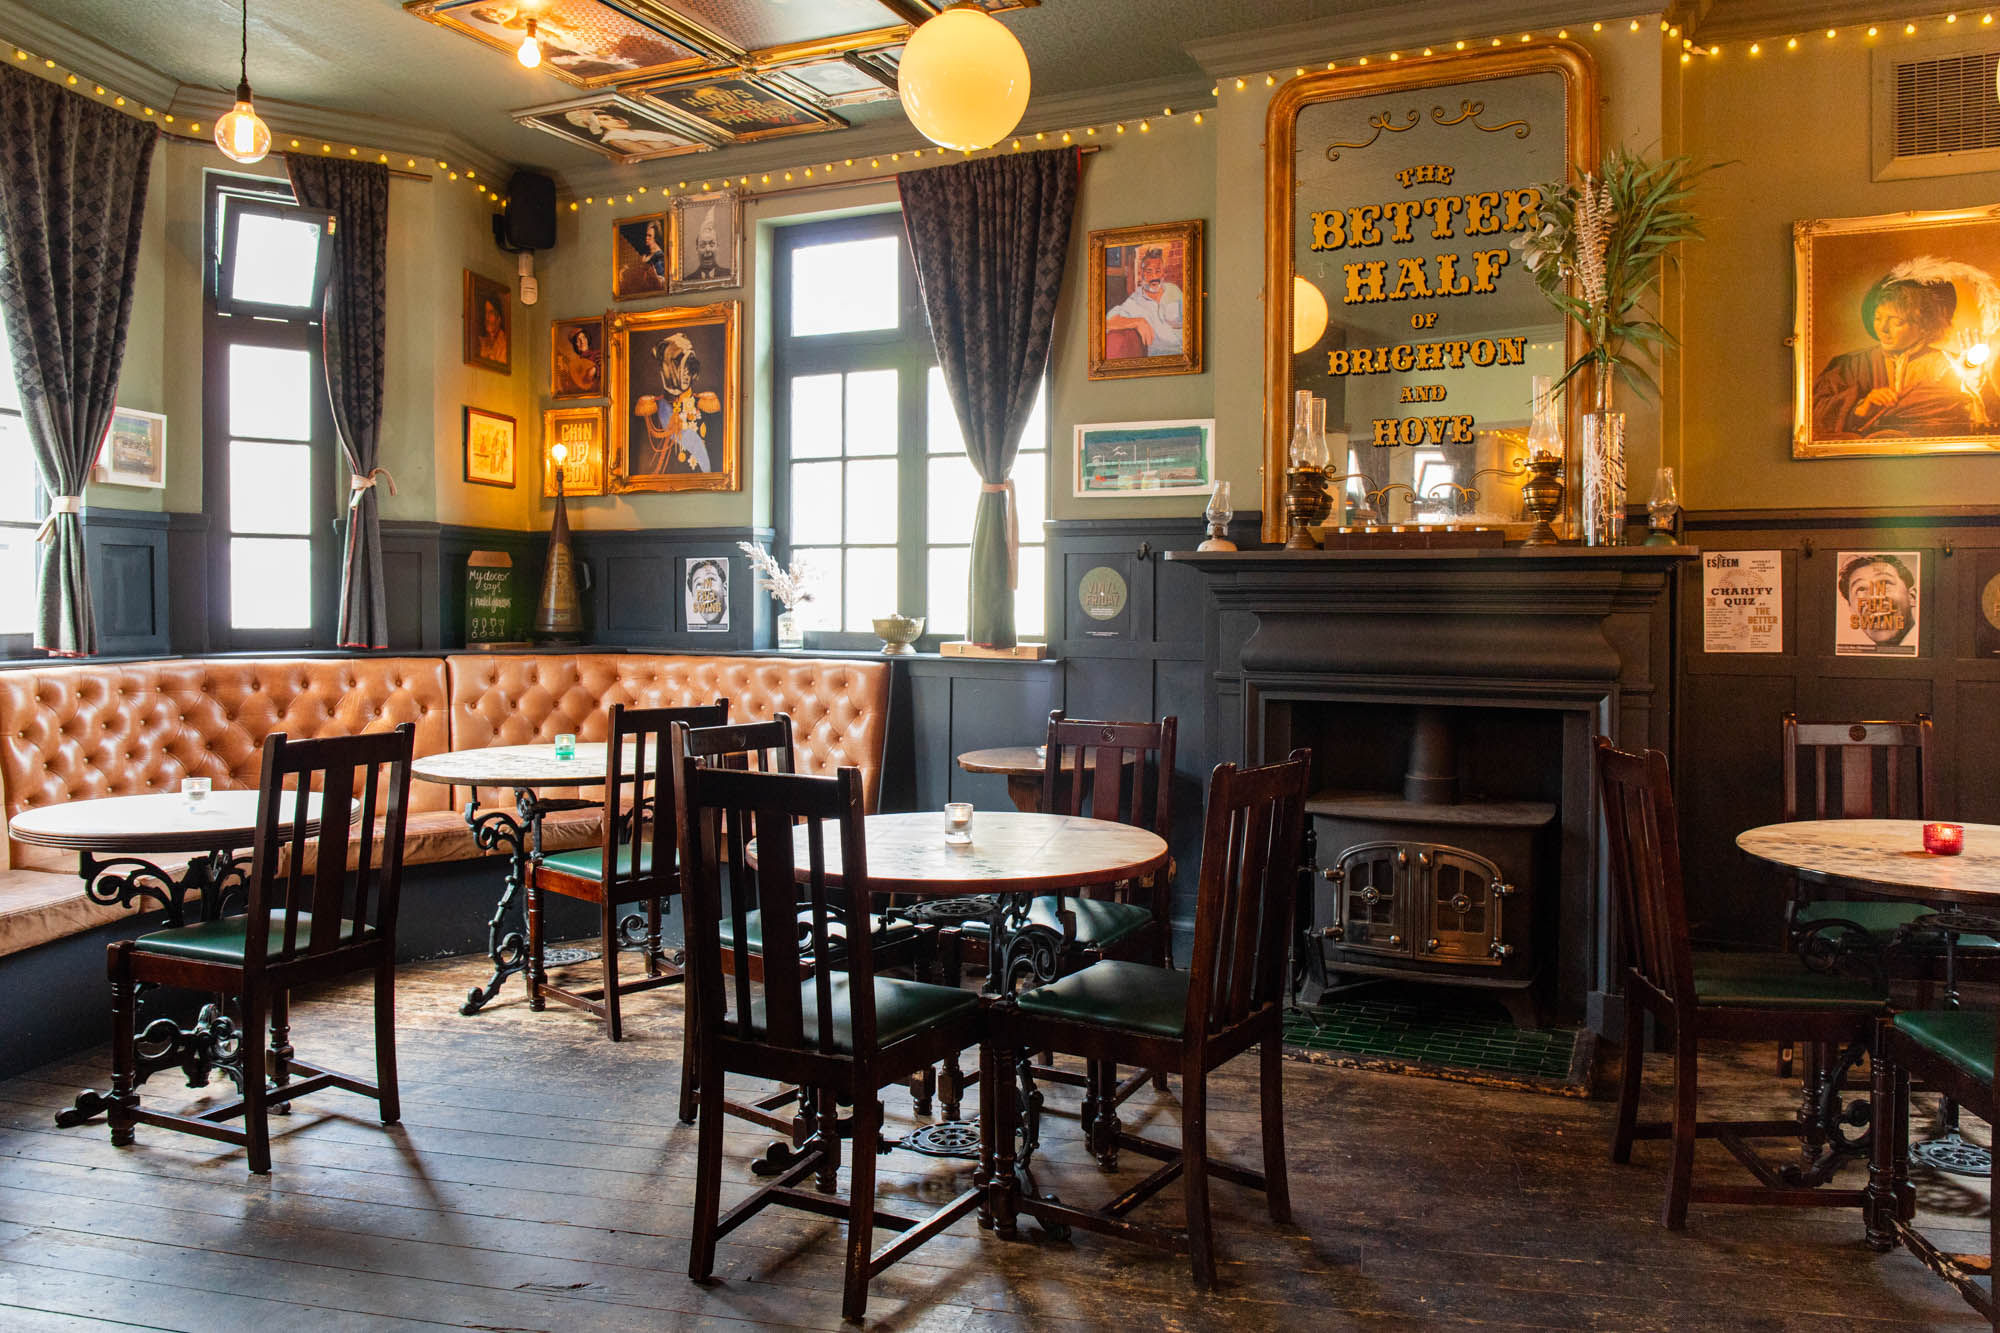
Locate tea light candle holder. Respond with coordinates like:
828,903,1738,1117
553,733,577,761
180,776,211,813
1924,822,1965,856
944,802,973,845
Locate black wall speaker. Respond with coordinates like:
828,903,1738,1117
495,170,556,251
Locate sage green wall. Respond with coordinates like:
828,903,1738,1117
1677,31,2000,512
525,178,898,532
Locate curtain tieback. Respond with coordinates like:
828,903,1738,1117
348,467,398,509
33,496,82,544
981,480,1019,590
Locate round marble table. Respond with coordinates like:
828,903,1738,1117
1738,818,2000,1176
955,747,1130,814
11,788,331,1131
412,742,640,1015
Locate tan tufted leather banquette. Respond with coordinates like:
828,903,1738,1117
446,654,890,810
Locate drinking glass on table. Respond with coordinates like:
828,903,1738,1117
180,777,211,814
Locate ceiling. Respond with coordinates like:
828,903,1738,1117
1,0,1361,179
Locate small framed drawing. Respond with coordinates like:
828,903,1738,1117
543,406,607,497
1073,419,1214,498
1087,219,1204,380
672,190,740,292
91,407,166,488
463,270,511,373
684,556,730,633
612,212,672,300
463,407,516,489
551,316,605,399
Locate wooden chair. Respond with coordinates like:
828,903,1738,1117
527,700,727,1042
672,740,983,1322
104,724,416,1174
1595,736,1886,1228
1866,1006,2000,1327
986,749,1309,1288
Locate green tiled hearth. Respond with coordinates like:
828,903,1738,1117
1285,985,1580,1087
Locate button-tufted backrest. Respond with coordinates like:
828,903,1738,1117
444,653,890,811
0,659,453,871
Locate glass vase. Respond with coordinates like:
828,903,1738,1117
1581,410,1627,547
776,609,803,650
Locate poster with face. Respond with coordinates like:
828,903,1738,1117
1834,550,1922,657
684,557,730,632
673,192,740,292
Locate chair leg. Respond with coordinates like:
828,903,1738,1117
842,1095,882,1323
107,944,137,1148
525,875,546,1011
1260,1033,1291,1225
815,1086,842,1195
1611,995,1644,1165
941,1047,966,1121
645,898,664,978
1183,1067,1217,1289
1663,1024,1697,1230
601,900,623,1042
1865,1034,1897,1252
678,984,700,1126
986,1039,1020,1238
268,989,294,1115
688,1061,725,1282
375,959,401,1124
240,990,272,1175
909,1063,935,1118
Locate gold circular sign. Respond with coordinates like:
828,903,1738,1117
1078,566,1128,621
1982,572,2000,631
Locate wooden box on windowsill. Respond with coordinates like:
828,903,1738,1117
939,641,1047,661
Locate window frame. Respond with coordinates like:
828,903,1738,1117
770,210,1048,651
201,173,339,652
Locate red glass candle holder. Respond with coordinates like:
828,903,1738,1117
1923,822,1965,856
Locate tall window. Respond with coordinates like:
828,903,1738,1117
773,212,1046,647
202,174,337,649
0,308,40,645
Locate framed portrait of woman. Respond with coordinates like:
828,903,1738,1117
463,270,511,373
607,301,740,493
550,315,605,399
612,212,672,300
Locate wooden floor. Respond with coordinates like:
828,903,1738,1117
0,955,1986,1331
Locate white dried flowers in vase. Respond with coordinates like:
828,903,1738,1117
738,541,812,649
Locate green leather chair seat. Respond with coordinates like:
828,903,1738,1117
1015,959,1189,1038
1893,1009,1997,1086
1796,898,1999,948
958,894,1154,948
1691,952,1887,1010
539,843,666,880
135,911,361,964
742,976,976,1053
719,909,915,954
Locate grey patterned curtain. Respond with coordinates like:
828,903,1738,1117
0,66,156,656
899,149,1078,648
286,153,391,649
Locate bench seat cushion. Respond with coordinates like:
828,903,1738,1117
0,866,165,958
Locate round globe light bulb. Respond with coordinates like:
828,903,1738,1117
518,20,542,69
1292,275,1330,354
551,440,569,465
214,91,270,165
898,5,1030,152
1969,342,1992,368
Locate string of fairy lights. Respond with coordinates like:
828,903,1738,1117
7,5,1996,212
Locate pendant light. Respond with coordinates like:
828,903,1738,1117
213,0,271,165
517,18,543,69
898,3,1030,152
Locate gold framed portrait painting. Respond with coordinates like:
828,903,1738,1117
1087,220,1204,380
463,270,511,373
550,315,605,399
1794,206,2000,458
608,300,741,493
612,212,672,300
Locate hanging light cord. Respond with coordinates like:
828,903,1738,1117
238,0,250,95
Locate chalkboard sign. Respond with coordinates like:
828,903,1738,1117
466,550,528,646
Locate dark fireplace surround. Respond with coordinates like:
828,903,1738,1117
1168,548,1687,1035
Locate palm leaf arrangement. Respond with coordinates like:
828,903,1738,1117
1513,148,1713,410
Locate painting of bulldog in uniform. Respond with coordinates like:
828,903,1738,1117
610,301,741,493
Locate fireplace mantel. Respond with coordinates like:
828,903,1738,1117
1167,544,1695,1033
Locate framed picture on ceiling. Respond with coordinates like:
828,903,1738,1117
1087,220,1204,380
1793,206,2000,458
1072,419,1214,498
634,75,843,144
404,1,709,89
91,407,166,489
766,54,900,108
463,406,516,488
672,190,740,291
608,300,741,493
512,93,715,163
543,406,607,496
463,269,511,373
551,315,606,398
612,212,672,300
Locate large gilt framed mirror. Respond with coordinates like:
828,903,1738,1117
1263,43,1596,543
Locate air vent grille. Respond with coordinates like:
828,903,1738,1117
1894,51,2000,157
